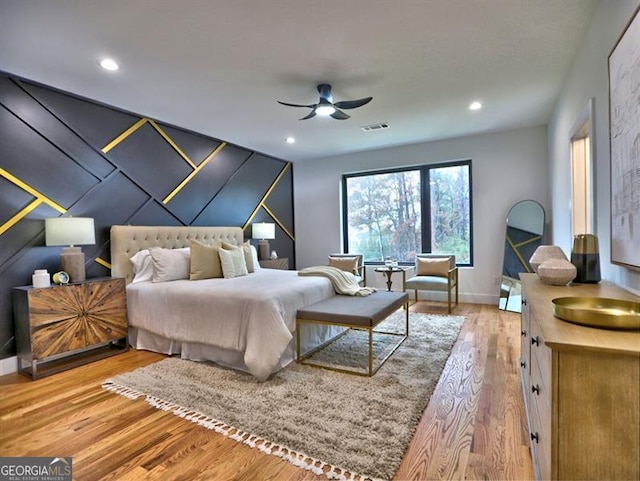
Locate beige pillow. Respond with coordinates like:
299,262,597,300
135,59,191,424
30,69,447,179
328,256,359,274
189,240,223,280
149,247,190,282
223,241,255,273
416,257,450,277
219,245,248,279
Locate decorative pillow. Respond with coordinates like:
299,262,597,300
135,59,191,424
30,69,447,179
328,256,359,274
416,257,450,277
221,241,256,273
243,240,257,272
149,247,190,282
130,249,153,283
250,244,260,270
189,240,223,280
218,245,248,279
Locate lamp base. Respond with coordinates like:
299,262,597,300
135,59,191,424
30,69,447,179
60,247,86,283
258,240,270,261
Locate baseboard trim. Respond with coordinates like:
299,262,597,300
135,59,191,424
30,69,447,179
0,356,18,376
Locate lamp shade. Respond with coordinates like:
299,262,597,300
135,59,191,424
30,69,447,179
252,222,275,240
45,217,96,246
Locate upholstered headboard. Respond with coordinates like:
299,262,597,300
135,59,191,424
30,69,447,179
110,225,245,283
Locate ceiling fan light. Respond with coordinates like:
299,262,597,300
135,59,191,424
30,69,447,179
315,105,336,116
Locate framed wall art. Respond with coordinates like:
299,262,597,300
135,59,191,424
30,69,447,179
608,6,640,270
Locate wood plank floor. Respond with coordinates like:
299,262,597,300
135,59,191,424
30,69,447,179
0,302,533,480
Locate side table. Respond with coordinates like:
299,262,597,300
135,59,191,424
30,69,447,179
13,277,128,379
259,258,289,270
374,266,408,291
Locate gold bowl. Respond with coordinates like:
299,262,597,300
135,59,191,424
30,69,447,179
552,297,640,330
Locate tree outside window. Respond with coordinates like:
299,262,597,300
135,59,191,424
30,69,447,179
342,160,472,265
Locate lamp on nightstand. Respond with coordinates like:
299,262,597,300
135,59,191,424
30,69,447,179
45,217,96,283
252,222,275,261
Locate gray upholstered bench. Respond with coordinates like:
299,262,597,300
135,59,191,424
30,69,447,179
296,291,409,376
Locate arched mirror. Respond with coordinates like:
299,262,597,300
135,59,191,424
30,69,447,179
499,200,545,312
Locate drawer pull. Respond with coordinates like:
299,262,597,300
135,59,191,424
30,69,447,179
532,384,540,395
522,299,527,306
531,336,539,346
531,432,539,443
521,330,527,337
520,360,527,368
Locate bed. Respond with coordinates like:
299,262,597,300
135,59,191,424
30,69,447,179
110,225,340,380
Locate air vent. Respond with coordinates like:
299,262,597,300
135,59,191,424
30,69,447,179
361,123,390,132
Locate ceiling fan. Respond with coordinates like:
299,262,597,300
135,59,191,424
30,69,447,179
278,84,372,120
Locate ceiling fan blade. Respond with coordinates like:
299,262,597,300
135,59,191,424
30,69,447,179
299,110,317,120
330,109,350,120
333,97,373,110
278,101,317,109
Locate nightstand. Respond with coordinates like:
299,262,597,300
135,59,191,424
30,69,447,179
259,258,289,270
13,277,128,379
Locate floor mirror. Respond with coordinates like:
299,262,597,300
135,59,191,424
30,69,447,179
499,200,545,312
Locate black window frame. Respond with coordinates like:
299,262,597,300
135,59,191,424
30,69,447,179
341,159,473,267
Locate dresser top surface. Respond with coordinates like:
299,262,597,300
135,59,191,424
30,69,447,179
521,273,640,355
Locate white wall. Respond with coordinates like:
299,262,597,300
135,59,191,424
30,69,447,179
548,0,640,294
294,125,549,305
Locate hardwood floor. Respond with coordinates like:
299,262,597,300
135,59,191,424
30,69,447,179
0,302,533,480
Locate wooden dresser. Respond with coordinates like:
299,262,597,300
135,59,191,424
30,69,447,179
13,277,128,379
519,273,639,480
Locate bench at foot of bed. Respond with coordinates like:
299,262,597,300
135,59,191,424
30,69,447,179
295,290,409,376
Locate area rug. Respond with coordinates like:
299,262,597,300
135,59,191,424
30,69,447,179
103,310,465,481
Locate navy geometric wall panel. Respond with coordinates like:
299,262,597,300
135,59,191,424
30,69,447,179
0,73,294,359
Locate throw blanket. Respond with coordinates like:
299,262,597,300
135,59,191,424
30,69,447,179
299,266,377,296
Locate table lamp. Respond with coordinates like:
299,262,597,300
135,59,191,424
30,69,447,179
45,217,96,283
252,222,275,260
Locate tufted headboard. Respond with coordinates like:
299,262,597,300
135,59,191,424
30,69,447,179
110,225,245,283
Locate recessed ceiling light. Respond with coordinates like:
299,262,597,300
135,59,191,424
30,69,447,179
285,137,295,144
469,101,482,110
98,58,119,71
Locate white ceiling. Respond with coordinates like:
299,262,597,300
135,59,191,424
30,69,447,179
0,0,598,162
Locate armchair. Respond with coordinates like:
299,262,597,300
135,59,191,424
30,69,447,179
327,253,366,286
403,254,458,312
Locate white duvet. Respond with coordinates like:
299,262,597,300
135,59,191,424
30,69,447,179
126,269,334,380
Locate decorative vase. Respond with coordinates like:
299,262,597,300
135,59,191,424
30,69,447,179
270,250,278,260
537,258,577,286
571,234,601,283
529,245,567,273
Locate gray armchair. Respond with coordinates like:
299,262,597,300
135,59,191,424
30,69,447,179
403,254,458,312
328,253,366,286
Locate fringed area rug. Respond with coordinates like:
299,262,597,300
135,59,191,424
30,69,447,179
103,310,464,481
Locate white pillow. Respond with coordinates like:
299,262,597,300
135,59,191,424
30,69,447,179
149,247,190,282
218,245,248,279
250,244,260,270
130,249,153,284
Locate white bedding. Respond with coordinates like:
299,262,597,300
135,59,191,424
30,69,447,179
126,268,334,380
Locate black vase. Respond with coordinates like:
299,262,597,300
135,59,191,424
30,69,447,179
571,234,601,283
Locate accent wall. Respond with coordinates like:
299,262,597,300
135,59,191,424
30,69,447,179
0,73,295,360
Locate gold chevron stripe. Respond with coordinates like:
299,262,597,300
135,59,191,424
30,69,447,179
101,118,148,153
163,142,227,204
263,204,294,241
95,257,111,269
0,168,67,213
512,235,542,248
148,119,197,170
243,163,294,241
506,236,533,273
0,199,42,236
0,168,67,236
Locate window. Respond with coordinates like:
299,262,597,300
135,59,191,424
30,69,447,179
342,160,472,265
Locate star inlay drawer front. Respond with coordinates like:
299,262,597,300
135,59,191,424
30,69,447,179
13,277,128,379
